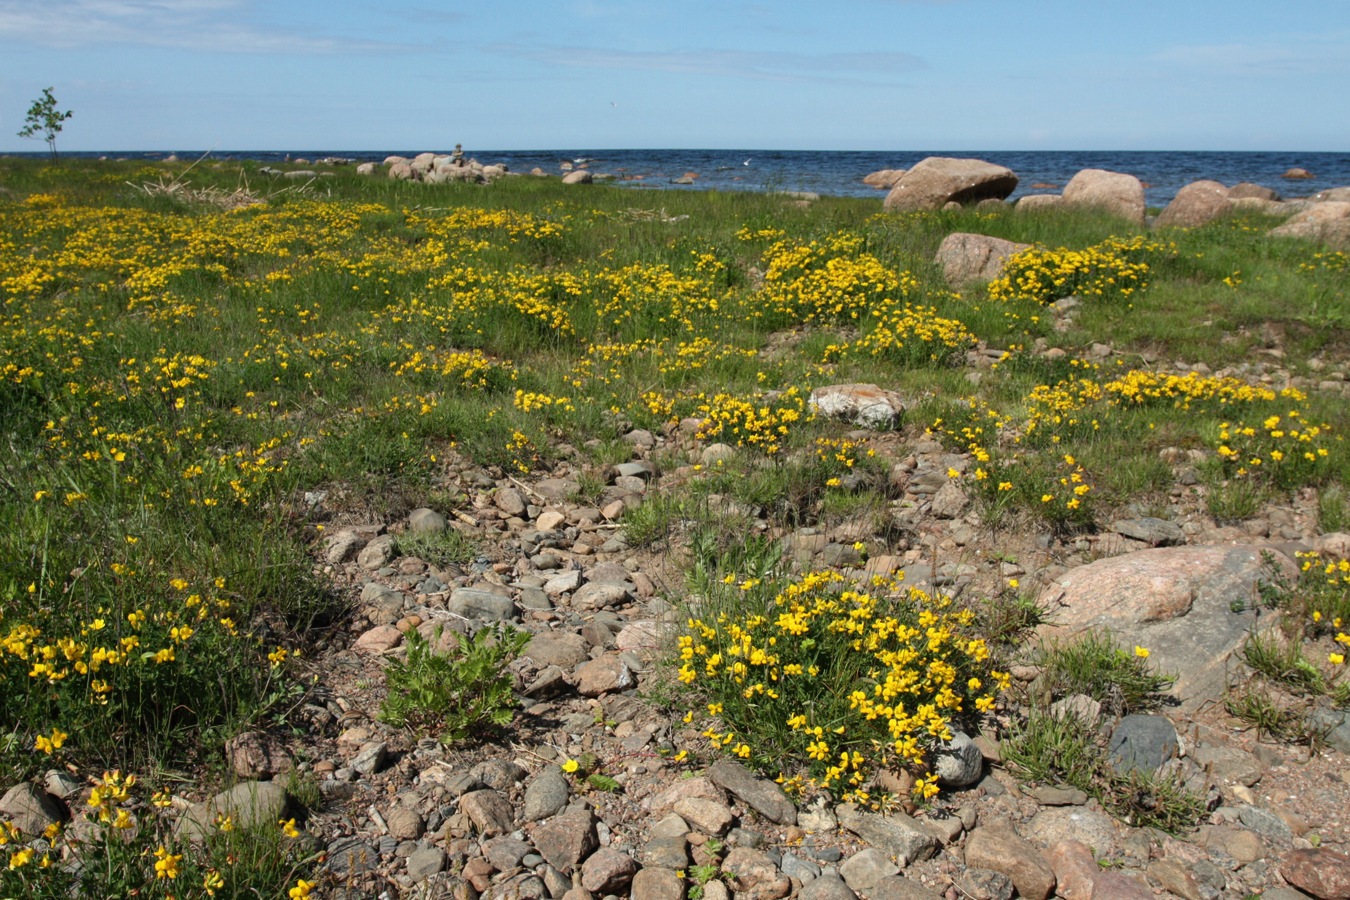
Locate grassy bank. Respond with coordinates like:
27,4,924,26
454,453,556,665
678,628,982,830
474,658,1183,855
1,156,1348,892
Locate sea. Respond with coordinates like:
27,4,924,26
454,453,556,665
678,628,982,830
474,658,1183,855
23,149,1350,208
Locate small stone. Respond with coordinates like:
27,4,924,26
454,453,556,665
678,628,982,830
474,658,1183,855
707,759,798,825
1092,872,1156,900
459,789,514,836
523,631,590,668
523,766,571,822
573,654,636,695
1111,517,1185,546
1239,804,1293,843
964,826,1057,900
581,848,639,894
644,833,690,869
1107,714,1178,774
178,781,293,841
326,837,380,877
673,797,735,835
408,507,448,533
483,835,533,870
448,587,515,621
722,846,792,900
406,846,447,881
352,624,403,654
536,509,568,531
350,742,388,775
956,867,1014,900
1044,841,1100,900
531,808,598,874
798,875,859,900
224,730,293,779
836,804,938,865
544,569,584,596
384,805,425,841
1147,859,1205,900
357,533,399,570
840,847,899,893
630,867,686,900
933,731,984,787
1028,785,1089,806
571,582,632,610
494,488,527,517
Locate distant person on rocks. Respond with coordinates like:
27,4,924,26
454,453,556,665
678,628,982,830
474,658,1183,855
450,143,465,167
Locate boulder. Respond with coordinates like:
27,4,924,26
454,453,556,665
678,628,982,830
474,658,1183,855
863,168,906,188
1282,167,1314,179
1269,201,1350,249
964,827,1056,900
562,170,593,185
1228,182,1280,201
809,384,907,429
934,233,1031,286
1036,544,1298,707
883,157,1018,211
1156,180,1234,228
355,162,376,176
1015,194,1064,212
1314,187,1350,202
1060,169,1145,225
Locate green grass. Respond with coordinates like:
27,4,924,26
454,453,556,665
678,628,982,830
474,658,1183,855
1,157,1348,882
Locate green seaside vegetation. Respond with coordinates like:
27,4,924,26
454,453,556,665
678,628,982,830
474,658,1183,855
1,156,1348,894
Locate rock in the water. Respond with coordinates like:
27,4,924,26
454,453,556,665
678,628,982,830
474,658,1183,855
1060,169,1146,225
809,383,907,429
1156,180,1234,228
562,170,593,185
935,233,1032,286
964,826,1057,900
1283,167,1315,179
1036,544,1297,707
1229,182,1281,201
884,157,1018,211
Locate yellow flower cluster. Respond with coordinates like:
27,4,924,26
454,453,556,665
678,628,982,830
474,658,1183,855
757,232,912,326
1213,411,1335,488
681,570,1006,801
825,300,975,367
988,235,1171,304
694,387,810,455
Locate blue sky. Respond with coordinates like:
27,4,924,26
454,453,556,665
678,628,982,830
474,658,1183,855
0,0,1346,152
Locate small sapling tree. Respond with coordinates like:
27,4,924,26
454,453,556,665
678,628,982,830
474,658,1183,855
17,87,73,162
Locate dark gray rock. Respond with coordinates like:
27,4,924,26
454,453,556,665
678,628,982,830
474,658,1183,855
836,804,938,866
523,766,570,822
934,731,984,787
707,759,797,825
448,587,515,621
1107,715,1179,774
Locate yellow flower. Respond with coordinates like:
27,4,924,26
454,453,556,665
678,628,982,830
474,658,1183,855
561,759,579,774
153,846,183,880
1134,646,1150,659
289,879,316,899
1331,653,1345,666
280,817,300,838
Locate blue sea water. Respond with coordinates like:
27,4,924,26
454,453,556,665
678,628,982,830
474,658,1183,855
24,149,1350,208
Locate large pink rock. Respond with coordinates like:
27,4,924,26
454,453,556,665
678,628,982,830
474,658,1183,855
1269,201,1350,249
1037,545,1297,707
863,168,906,188
883,157,1018,211
1282,848,1350,899
1156,180,1235,228
1061,169,1145,225
935,232,1031,285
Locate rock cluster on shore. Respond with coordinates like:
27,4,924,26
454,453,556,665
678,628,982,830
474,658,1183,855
865,156,1350,247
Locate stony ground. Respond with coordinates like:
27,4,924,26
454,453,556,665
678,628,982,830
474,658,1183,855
241,350,1350,900
12,346,1350,899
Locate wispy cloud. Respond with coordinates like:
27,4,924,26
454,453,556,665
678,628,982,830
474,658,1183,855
1153,34,1350,76
495,43,925,82
0,0,409,53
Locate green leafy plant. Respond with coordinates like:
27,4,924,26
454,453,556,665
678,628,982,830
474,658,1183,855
378,625,528,744
1034,631,1175,714
17,87,72,163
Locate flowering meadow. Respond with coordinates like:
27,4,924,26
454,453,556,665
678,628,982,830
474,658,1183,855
1,158,1348,889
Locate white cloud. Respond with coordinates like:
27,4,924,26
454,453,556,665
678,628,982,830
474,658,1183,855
0,0,408,53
